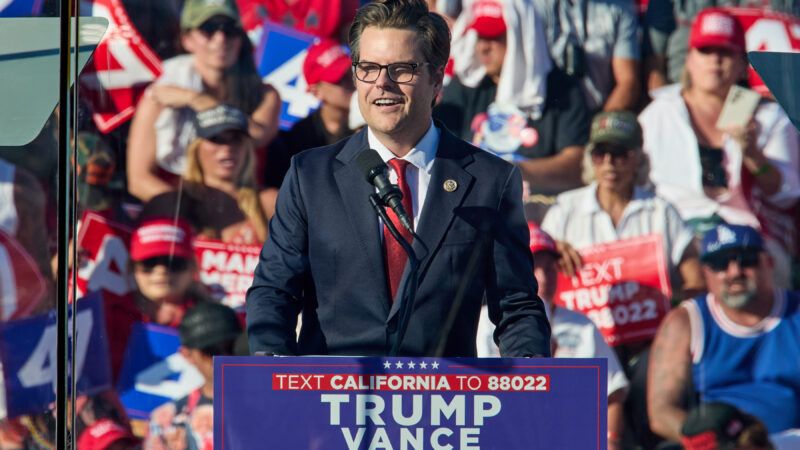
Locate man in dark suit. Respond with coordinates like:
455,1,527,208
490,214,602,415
246,0,551,357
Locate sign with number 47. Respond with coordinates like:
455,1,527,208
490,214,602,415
0,293,111,418
255,21,322,130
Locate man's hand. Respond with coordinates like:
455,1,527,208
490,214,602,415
555,240,582,277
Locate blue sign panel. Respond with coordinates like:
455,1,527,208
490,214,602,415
255,20,322,131
116,323,204,419
0,0,42,17
215,356,608,449
0,293,111,418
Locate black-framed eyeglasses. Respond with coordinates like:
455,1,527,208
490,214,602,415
352,61,429,84
704,250,760,272
590,144,634,165
135,256,191,273
197,18,242,38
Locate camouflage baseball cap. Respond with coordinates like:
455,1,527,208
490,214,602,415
588,111,643,150
181,0,240,30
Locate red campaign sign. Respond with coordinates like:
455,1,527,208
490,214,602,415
0,231,46,320
80,0,162,133
729,8,800,97
192,239,261,311
553,234,672,347
74,211,134,301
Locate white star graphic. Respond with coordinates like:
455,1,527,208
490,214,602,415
407,361,416,369
431,361,440,370
419,361,428,369
395,361,404,369
383,361,391,369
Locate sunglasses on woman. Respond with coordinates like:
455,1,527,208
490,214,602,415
590,145,634,164
704,250,760,272
135,256,191,273
197,18,242,38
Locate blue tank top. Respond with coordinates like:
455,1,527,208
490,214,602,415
687,290,800,433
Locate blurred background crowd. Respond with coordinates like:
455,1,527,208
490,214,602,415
0,0,799,448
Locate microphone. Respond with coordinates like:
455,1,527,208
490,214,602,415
355,149,414,233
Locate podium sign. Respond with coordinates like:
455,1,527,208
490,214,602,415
215,356,607,449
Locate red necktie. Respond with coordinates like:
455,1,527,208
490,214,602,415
384,158,414,302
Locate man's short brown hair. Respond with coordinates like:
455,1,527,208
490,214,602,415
348,0,451,73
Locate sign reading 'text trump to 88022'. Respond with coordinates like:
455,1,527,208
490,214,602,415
215,356,607,449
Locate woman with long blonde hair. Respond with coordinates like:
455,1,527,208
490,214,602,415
183,106,271,243
142,104,273,245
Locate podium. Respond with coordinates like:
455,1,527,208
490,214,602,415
214,356,607,449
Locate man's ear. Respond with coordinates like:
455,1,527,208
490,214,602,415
432,66,445,92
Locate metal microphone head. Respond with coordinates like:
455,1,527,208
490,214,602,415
354,149,387,183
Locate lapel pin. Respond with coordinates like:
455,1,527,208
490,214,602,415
443,179,458,192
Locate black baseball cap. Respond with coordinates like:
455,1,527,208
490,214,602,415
194,104,249,140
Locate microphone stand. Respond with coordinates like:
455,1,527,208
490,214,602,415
368,193,420,357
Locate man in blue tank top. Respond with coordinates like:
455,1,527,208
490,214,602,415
646,223,800,444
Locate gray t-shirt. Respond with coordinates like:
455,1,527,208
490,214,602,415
536,0,641,111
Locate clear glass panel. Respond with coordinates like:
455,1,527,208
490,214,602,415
0,5,61,448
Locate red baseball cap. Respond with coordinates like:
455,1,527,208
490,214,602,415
303,39,352,86
689,8,745,53
469,0,506,39
129,218,194,262
77,419,140,450
528,222,558,256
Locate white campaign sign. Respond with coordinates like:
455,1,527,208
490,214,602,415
263,49,320,118
133,353,204,400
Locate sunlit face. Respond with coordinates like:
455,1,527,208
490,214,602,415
590,144,638,192
475,35,506,80
182,15,243,71
702,250,771,310
685,46,746,95
133,257,194,303
533,251,559,301
355,27,443,147
197,131,248,182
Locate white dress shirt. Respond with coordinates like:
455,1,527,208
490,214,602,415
541,183,695,283
368,121,440,230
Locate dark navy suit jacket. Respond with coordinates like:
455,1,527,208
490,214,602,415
246,125,551,357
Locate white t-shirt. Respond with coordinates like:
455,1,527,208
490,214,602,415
154,55,203,175
477,305,629,396
541,183,694,282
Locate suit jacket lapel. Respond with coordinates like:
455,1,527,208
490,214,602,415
388,128,475,320
333,129,391,310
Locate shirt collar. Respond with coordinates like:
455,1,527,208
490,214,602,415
578,183,653,214
367,121,439,174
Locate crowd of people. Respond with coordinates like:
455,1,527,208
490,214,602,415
1,0,799,448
